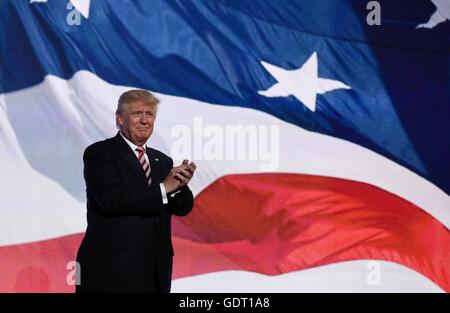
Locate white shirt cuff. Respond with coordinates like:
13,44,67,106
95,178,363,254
159,183,168,204
170,189,182,198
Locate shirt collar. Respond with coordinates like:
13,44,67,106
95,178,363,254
119,131,146,153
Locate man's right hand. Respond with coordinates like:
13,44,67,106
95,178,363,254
163,160,197,194
163,167,183,194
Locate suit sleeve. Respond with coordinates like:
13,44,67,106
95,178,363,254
165,157,195,217
83,146,164,215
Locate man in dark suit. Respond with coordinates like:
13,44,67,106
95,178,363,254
75,90,196,293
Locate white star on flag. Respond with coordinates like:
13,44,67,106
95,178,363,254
258,52,351,112
416,0,450,29
30,0,91,19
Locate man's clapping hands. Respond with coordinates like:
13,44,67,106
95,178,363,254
163,159,196,193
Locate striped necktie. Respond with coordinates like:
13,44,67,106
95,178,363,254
135,146,151,185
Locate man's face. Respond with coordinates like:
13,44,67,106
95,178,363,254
117,100,157,146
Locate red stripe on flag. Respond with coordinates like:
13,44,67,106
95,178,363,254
172,173,450,292
0,234,83,292
0,173,448,292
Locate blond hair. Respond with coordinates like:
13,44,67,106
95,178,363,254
116,89,159,114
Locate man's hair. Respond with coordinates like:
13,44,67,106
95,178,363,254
116,89,160,114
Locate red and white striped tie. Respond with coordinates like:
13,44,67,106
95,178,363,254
135,146,151,185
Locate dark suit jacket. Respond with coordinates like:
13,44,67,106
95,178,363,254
75,132,194,293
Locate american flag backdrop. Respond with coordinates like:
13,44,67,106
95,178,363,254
0,0,449,292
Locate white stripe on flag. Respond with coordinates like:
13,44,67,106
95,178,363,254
0,70,449,247
172,260,444,293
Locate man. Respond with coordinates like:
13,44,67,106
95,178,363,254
75,90,196,293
